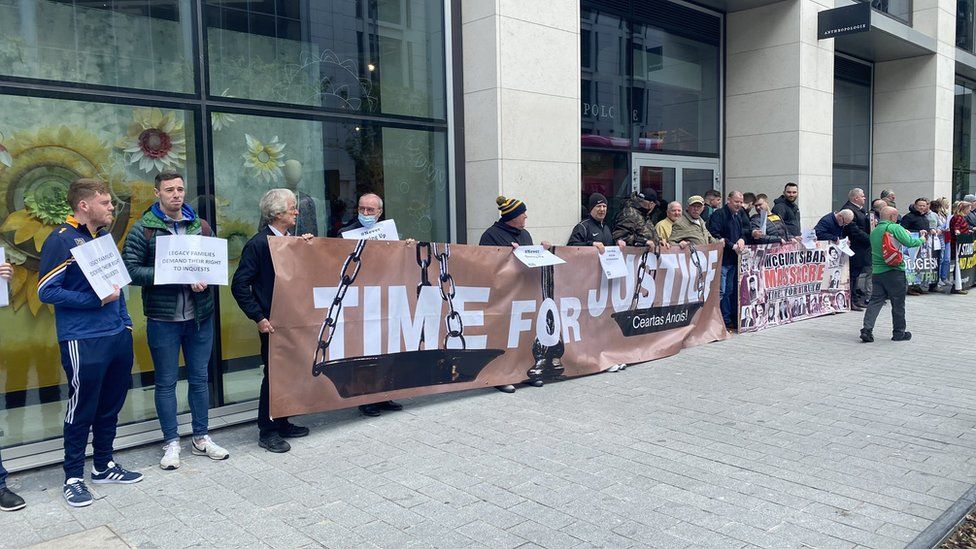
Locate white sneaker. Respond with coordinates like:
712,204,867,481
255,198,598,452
160,440,181,470
607,364,621,372
619,363,627,370
192,435,229,461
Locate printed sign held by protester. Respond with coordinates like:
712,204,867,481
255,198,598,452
956,233,976,289
153,235,229,285
69,234,131,299
598,246,628,279
737,241,850,333
341,219,399,241
0,248,8,307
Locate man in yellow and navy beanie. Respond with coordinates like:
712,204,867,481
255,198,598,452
479,196,533,248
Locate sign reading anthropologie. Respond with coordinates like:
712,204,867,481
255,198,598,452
266,239,730,417
737,241,850,333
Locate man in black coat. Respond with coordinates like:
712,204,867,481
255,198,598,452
900,198,932,296
231,189,310,453
707,191,751,329
567,193,626,250
771,182,801,237
843,188,871,310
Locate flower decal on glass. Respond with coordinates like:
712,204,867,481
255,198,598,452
242,134,286,183
211,89,237,132
118,108,187,173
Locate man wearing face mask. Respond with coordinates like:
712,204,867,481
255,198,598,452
339,192,405,417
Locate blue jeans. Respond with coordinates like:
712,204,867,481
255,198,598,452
720,264,738,327
148,316,214,442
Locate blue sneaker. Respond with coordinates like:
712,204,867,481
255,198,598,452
91,461,143,484
63,478,93,508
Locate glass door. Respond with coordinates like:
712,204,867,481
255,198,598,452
631,154,721,204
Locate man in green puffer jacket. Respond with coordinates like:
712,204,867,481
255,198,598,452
860,206,924,343
122,171,228,470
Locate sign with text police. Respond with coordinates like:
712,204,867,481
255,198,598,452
818,3,870,40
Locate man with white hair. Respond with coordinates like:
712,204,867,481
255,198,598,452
843,188,871,310
232,188,311,453
965,194,976,230
814,209,854,242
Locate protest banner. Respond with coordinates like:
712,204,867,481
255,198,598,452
956,233,976,289
69,234,131,300
153,235,229,285
903,232,939,287
341,219,399,241
736,241,850,333
0,248,8,307
266,240,729,417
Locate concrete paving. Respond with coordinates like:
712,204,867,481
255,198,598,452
2,292,975,548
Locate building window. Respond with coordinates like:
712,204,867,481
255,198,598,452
580,1,721,157
954,79,976,199
0,0,195,93
832,56,872,210
205,0,446,119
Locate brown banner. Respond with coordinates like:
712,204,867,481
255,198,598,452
267,238,729,418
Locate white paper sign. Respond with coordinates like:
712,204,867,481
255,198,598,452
69,234,131,300
598,246,628,279
801,228,817,250
341,219,399,241
513,245,566,268
836,237,856,257
0,248,8,308
759,210,768,235
154,235,229,285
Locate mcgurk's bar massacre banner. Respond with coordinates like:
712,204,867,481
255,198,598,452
266,238,730,418
736,241,850,333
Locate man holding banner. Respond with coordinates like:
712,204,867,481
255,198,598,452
38,179,142,507
231,189,311,453
122,172,229,470
860,206,924,343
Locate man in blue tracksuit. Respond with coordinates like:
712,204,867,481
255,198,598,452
38,178,143,508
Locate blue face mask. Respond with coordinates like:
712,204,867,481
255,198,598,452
358,214,377,228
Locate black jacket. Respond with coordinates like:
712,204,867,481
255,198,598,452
842,201,871,269
772,196,801,237
966,210,976,229
707,205,751,266
900,207,929,232
567,217,613,246
479,220,533,247
748,211,789,244
231,226,278,323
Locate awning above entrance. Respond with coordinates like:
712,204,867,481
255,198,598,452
819,2,936,62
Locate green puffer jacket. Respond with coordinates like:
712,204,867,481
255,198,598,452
122,208,215,322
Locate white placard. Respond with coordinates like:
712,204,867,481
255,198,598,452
0,248,8,308
513,245,566,268
69,234,131,300
836,237,855,257
154,235,229,285
341,219,399,241
598,246,628,279
801,228,817,250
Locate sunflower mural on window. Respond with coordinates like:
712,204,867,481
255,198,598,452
117,108,187,174
0,126,155,316
242,134,286,183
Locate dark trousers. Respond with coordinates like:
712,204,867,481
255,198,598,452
849,262,869,304
862,270,907,335
0,446,7,489
258,333,290,437
59,329,134,481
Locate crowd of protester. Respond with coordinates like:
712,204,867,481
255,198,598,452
2,174,975,514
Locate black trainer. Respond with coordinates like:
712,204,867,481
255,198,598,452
859,329,874,343
892,331,912,341
377,400,403,411
278,422,309,438
359,404,381,417
495,385,516,393
258,432,291,453
0,488,26,512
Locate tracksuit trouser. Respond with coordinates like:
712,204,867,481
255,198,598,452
59,329,134,481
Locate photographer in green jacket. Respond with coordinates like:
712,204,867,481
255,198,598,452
860,206,924,343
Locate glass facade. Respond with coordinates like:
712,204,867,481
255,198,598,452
954,79,976,199
832,56,872,210
580,0,721,212
959,0,976,51
858,0,911,25
0,0,450,452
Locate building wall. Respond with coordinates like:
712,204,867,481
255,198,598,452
461,0,582,245
725,0,835,231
